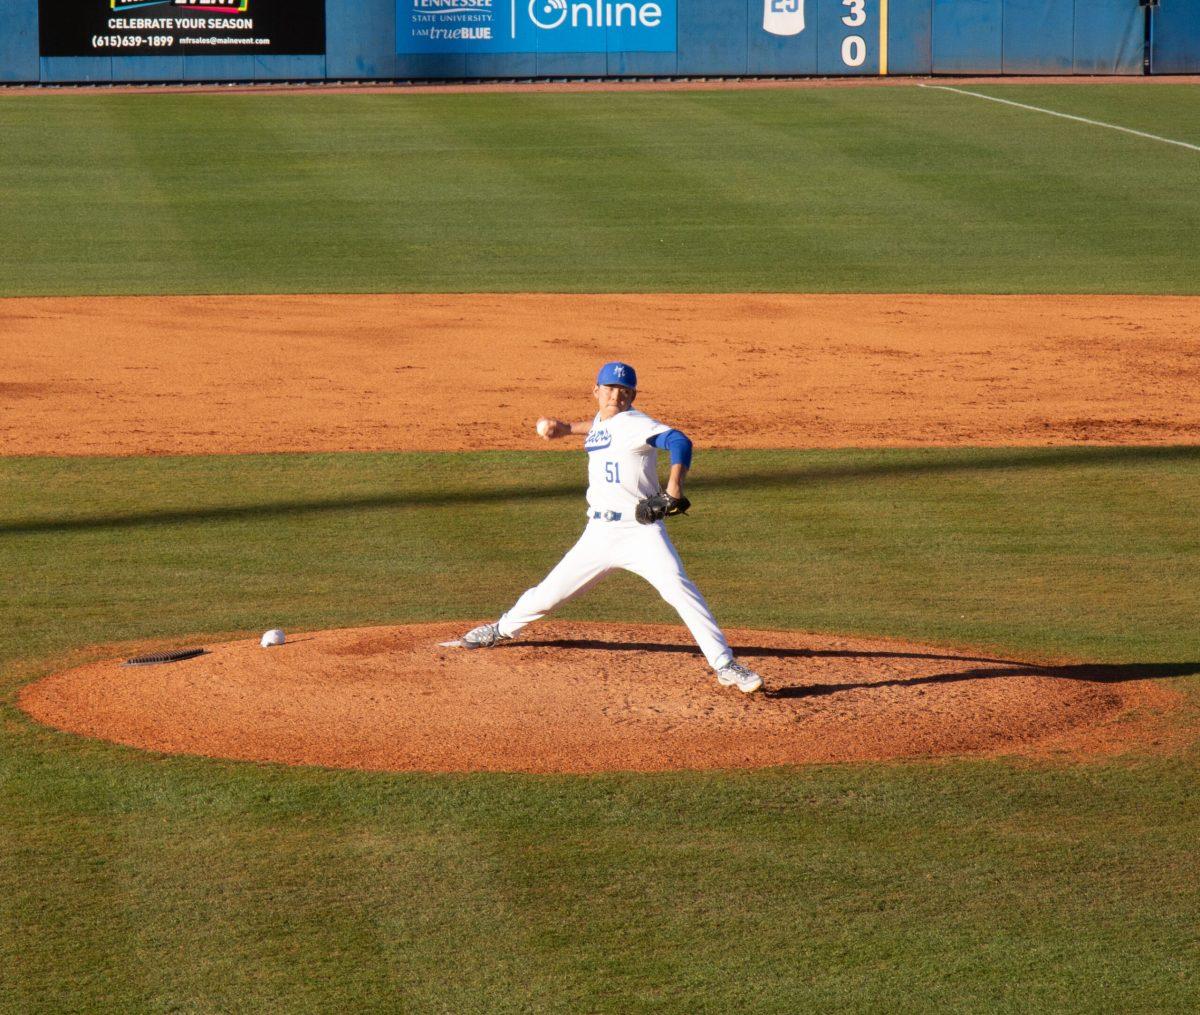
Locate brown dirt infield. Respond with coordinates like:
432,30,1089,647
3,293,1198,456
18,622,1184,773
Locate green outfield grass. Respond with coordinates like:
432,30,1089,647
1,84,1198,297
3,448,1199,1011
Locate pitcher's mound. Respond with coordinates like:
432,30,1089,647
19,622,1181,773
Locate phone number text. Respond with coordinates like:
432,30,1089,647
91,35,176,48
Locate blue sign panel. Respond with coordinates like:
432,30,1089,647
397,0,678,53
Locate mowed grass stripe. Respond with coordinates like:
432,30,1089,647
1,86,1198,296
0,100,208,292
2,747,1199,1010
3,447,1198,673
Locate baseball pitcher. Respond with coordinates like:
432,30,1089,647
458,361,763,693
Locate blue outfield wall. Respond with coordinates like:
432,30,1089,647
1,0,1194,83
0,0,39,82
933,0,1003,74
1002,0,1074,74
1154,0,1200,72
1073,0,1144,74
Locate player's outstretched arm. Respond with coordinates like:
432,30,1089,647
535,418,589,440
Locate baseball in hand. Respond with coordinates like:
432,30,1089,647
536,418,553,438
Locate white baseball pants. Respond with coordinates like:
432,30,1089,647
497,518,733,670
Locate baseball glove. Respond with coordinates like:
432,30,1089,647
635,492,691,524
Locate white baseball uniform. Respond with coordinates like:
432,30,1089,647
496,408,734,670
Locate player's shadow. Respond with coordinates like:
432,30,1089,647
501,639,1199,698
4,445,1197,536
508,639,1023,668
764,661,1200,699
688,445,1200,499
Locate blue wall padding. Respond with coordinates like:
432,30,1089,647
606,49,678,75
40,56,112,82
466,52,538,78
932,0,1003,73
182,56,258,82
326,0,397,79
1073,0,1143,74
0,0,39,81
1002,0,1074,74
677,0,747,74
541,50,608,75
110,55,186,82
887,0,933,74
1153,0,1200,72
396,53,469,79
0,0,1191,82
254,55,328,80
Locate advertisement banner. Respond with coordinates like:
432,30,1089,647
38,0,326,57
397,0,677,54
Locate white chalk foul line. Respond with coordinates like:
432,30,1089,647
920,83,1200,153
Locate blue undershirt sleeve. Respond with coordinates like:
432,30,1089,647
646,429,693,469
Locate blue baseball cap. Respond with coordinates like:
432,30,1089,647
596,361,637,389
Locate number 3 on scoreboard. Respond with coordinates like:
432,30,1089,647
841,0,866,26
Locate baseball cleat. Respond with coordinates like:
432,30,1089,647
461,623,511,649
716,660,763,694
